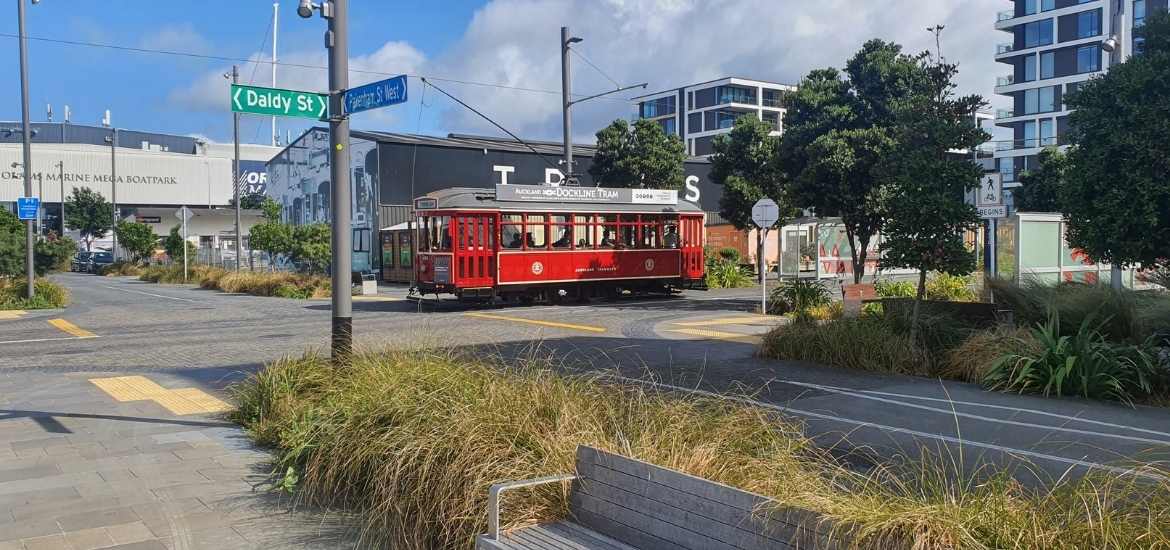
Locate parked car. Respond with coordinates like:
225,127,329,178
86,252,114,274
71,251,94,272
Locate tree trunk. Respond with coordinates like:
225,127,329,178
845,226,871,285
909,268,927,345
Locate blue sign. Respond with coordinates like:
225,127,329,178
16,197,39,221
343,75,408,115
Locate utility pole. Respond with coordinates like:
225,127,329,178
17,0,35,298
108,124,118,261
57,161,65,234
299,0,352,362
560,27,580,186
231,65,242,271
272,2,279,146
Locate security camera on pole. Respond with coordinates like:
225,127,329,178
752,198,780,315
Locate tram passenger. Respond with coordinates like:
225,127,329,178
504,231,522,249
663,226,679,248
525,232,537,249
552,229,571,248
600,230,616,248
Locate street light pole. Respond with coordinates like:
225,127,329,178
17,0,36,298
57,161,65,234
110,126,118,261
231,65,242,271
300,0,352,362
560,27,580,186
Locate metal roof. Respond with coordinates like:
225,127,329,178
418,187,704,214
350,130,598,157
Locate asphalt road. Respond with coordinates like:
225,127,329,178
5,272,1170,485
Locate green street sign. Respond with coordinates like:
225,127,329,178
231,84,328,120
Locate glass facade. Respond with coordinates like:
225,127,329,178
639,96,676,119
716,85,756,105
1024,19,1054,48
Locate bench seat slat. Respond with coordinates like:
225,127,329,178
479,521,640,550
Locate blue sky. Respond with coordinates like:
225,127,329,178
2,1,1006,146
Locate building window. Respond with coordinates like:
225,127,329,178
1040,118,1056,146
1024,55,1037,81
1022,0,1056,14
687,91,693,110
715,110,745,129
657,117,677,136
687,112,702,134
761,111,780,131
1135,0,1146,26
1077,9,1101,39
715,85,756,105
1023,120,1037,148
1077,45,1100,72
639,96,675,119
1024,19,1054,48
1024,86,1058,114
762,88,787,108
1040,51,1055,79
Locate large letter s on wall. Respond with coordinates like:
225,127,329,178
684,175,700,202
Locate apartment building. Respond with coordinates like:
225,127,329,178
993,0,1163,195
632,77,797,157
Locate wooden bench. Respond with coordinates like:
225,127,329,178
476,446,843,550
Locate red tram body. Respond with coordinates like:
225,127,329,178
413,186,706,302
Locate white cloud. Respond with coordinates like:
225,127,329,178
140,24,212,54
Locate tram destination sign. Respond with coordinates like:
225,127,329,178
231,84,328,120
495,185,677,205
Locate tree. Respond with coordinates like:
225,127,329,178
1014,147,1067,212
710,116,789,282
0,209,76,278
1060,11,1170,270
780,41,927,284
588,119,687,189
113,221,158,264
230,192,267,210
879,38,988,333
291,223,331,274
162,225,196,262
248,198,292,270
64,187,113,251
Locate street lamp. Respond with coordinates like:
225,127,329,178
298,0,353,363
16,0,40,298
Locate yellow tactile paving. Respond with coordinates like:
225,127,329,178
464,312,607,333
88,376,233,415
48,318,98,338
671,316,776,327
0,310,28,320
353,295,403,302
669,327,762,342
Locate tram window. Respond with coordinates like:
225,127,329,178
573,215,593,248
501,214,522,249
641,215,661,248
598,215,618,249
551,215,571,248
431,216,452,252
663,220,680,248
417,218,430,251
525,214,547,249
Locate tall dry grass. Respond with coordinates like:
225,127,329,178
231,349,1170,549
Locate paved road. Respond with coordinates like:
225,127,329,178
2,273,1169,547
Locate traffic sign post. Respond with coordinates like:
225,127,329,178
175,206,193,283
16,197,39,221
231,84,328,120
752,198,780,315
343,75,407,115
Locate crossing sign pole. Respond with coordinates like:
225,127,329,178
752,198,780,315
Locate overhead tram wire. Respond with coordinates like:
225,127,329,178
569,47,621,90
0,33,629,103
420,77,563,174
247,14,276,143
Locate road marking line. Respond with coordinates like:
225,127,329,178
668,327,761,342
0,310,28,320
89,376,232,415
48,319,97,339
672,316,775,327
776,379,1170,446
464,312,606,333
101,285,202,303
605,375,1165,481
0,335,99,345
353,295,403,302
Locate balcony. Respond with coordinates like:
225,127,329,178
997,10,1014,22
996,108,1015,120
993,136,1062,152
996,75,1015,87
996,43,1015,55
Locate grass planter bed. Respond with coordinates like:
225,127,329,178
136,265,330,299
0,278,69,309
232,349,1170,549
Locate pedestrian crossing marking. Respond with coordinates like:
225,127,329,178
668,327,762,343
0,310,28,320
48,318,97,338
89,376,233,415
671,316,776,327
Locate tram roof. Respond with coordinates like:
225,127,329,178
417,187,705,214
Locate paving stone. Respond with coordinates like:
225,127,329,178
20,533,68,550
169,446,233,461
0,485,81,512
61,525,117,550
0,471,104,496
135,508,228,539
104,521,156,545
9,495,125,522
0,539,23,550
166,526,254,550
0,516,63,542
55,450,184,474
99,540,168,550
8,435,72,452
0,464,61,483
98,468,138,482
55,505,140,532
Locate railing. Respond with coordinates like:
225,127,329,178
761,97,785,108
996,75,1015,87
997,10,1014,22
996,108,1015,119
993,137,1062,152
996,43,1015,55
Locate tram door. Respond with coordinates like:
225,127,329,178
455,214,496,287
680,214,705,280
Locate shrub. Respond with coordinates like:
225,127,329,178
769,278,831,318
925,273,977,302
760,317,929,375
706,260,752,289
943,326,1039,384
1142,265,1170,290
989,278,1170,344
984,313,1163,404
717,247,741,264
100,261,143,277
805,301,844,321
875,279,916,298
0,278,70,309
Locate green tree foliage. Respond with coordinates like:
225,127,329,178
231,192,267,210
880,46,987,315
162,225,196,262
711,116,787,231
0,209,77,278
248,198,293,270
64,187,113,251
781,41,926,284
291,223,331,274
1014,147,1067,212
588,119,687,189
1061,11,1170,269
113,221,158,263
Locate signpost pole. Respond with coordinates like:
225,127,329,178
231,65,242,272
110,127,118,262
58,161,66,234
17,0,35,298
327,0,354,363
761,228,768,315
182,208,188,283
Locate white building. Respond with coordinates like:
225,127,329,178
631,77,796,157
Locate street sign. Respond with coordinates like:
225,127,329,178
175,206,193,222
343,74,408,115
978,205,1007,219
16,197,39,220
751,198,780,229
231,84,327,120
977,173,1003,207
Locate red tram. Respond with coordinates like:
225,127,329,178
412,186,706,302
